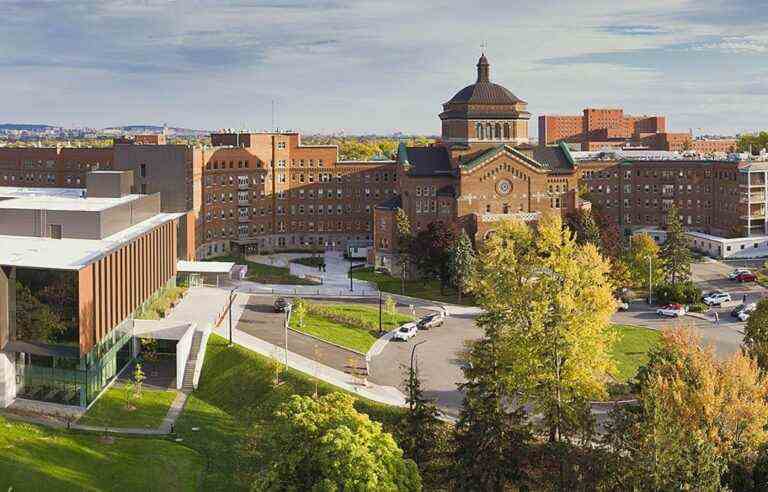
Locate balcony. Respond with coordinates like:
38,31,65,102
238,182,250,190
238,199,250,206
751,192,767,203
238,216,250,223
480,212,542,223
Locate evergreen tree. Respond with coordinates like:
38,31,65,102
661,204,692,286
453,324,531,491
400,356,443,483
395,207,413,294
449,230,476,303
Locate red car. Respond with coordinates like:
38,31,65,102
736,272,757,282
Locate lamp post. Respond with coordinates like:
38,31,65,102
349,255,353,292
228,286,240,346
284,304,291,376
378,291,383,335
409,340,427,411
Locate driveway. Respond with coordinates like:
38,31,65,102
368,311,483,417
691,259,767,298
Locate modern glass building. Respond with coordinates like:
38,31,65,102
0,171,184,408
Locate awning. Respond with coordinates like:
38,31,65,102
177,260,235,274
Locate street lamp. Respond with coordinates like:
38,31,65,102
409,340,427,412
284,304,292,376
228,286,241,346
349,254,354,292
378,291,383,335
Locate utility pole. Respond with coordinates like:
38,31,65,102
349,255,353,292
284,305,291,376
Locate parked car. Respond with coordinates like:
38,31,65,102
736,272,757,283
731,303,756,317
656,303,687,318
728,268,752,280
738,304,757,322
616,299,630,311
393,322,418,341
417,312,445,330
703,292,732,306
273,297,291,312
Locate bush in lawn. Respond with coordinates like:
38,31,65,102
687,302,708,313
654,281,702,305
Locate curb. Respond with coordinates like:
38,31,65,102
287,326,367,357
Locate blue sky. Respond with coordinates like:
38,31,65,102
3,0,768,136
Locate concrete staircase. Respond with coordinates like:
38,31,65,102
181,331,203,392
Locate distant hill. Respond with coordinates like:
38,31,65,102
0,124,56,131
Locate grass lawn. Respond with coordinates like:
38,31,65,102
204,255,317,285
78,386,178,429
350,267,475,305
291,303,413,353
610,324,662,382
0,416,203,491
175,334,404,491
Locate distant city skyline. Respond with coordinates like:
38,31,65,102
3,0,766,136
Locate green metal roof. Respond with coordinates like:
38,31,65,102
460,144,550,172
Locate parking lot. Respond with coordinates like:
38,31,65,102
368,311,483,417
691,259,767,299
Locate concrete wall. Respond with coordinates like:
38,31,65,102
86,171,133,198
0,266,15,407
175,325,195,390
98,193,160,238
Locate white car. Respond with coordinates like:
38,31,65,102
728,268,751,280
738,304,757,321
656,304,687,318
393,322,418,341
703,292,732,306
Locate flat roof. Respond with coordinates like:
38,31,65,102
0,193,142,212
177,260,235,274
0,186,85,199
0,212,184,270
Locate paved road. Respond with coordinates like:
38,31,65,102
368,311,483,417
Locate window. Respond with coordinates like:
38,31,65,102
140,164,147,178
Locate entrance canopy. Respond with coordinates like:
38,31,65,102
177,260,235,274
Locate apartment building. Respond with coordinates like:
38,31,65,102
0,171,183,408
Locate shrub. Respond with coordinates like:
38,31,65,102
687,302,708,313
655,281,702,305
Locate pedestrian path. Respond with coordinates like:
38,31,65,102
215,296,407,407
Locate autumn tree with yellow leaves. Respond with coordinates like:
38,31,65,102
469,214,617,443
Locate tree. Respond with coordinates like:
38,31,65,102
400,356,443,484
453,330,531,491
625,233,663,291
744,299,768,372
661,204,692,286
13,281,65,344
410,221,457,293
292,298,308,331
395,207,414,294
248,393,421,491
469,214,617,443
449,230,476,303
133,363,146,398
604,327,768,490
567,208,601,248
384,295,397,326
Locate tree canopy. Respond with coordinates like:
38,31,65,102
660,205,692,286
469,214,617,442
250,393,421,491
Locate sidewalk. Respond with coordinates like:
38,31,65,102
220,292,407,407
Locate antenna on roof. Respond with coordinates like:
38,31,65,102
480,40,487,54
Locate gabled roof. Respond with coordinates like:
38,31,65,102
459,145,551,173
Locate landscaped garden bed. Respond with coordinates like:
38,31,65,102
135,284,188,320
289,256,325,269
289,301,414,353
350,267,475,305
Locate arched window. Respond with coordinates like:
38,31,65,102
486,123,493,140
494,123,501,139
476,123,483,140
503,123,510,139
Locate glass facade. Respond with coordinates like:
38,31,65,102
11,267,133,407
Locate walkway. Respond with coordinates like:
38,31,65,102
222,291,407,407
